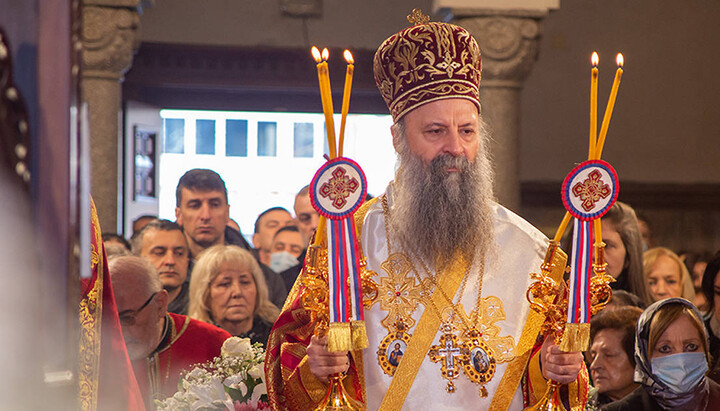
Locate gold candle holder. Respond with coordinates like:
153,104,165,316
301,245,364,411
525,240,614,411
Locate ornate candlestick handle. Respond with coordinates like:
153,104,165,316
302,245,364,411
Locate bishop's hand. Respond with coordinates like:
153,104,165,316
307,335,351,382
540,334,584,384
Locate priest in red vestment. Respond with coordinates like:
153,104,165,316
108,255,231,406
79,198,146,410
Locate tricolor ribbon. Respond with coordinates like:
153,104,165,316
567,219,594,324
310,157,368,351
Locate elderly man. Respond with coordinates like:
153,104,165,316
175,168,288,307
109,255,231,406
252,206,295,266
131,219,190,315
266,13,586,410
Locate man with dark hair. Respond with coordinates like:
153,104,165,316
252,206,294,266
269,225,304,275
293,185,320,247
132,214,157,236
588,306,644,407
174,168,288,307
131,219,190,315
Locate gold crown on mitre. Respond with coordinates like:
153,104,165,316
373,9,482,121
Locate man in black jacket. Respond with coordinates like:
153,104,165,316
175,168,287,307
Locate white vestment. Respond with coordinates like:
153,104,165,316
360,186,547,410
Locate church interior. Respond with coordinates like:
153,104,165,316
1,0,719,408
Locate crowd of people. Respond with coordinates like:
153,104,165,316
94,16,720,410
100,172,720,410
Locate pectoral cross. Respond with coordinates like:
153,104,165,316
428,325,465,393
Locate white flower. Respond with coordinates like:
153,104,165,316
251,382,267,402
248,363,263,380
188,377,228,410
222,336,252,358
223,373,244,389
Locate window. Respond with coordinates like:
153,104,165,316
162,118,184,153
257,121,277,157
196,119,216,154
226,119,248,157
293,122,314,158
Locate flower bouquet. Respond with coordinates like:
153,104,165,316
156,337,269,410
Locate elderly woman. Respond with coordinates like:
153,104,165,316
700,252,720,383
602,298,720,410
189,244,280,346
643,247,695,303
587,306,644,408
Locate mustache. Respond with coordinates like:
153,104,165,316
428,153,471,174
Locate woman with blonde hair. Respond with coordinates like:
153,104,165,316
643,247,695,303
189,244,280,346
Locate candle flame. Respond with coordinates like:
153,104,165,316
344,49,354,64
616,53,624,68
322,48,329,61
591,52,599,67
311,46,322,63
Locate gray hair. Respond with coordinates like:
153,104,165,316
108,255,162,297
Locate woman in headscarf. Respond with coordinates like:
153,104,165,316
602,298,720,410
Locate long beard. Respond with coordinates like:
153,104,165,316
392,145,495,267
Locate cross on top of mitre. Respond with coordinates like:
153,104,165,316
407,8,430,25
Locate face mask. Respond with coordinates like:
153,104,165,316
270,251,299,273
651,352,708,393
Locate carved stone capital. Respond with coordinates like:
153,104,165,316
82,3,140,79
452,13,545,87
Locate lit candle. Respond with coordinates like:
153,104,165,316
312,47,337,158
594,53,623,159
588,52,599,160
338,50,354,157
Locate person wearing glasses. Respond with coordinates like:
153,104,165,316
108,255,231,406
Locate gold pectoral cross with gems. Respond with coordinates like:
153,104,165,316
428,322,464,393
372,253,432,331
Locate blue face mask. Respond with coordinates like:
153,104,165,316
270,251,299,273
650,352,708,393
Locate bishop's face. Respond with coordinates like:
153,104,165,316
398,99,480,165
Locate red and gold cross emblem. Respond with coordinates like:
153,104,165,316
319,166,359,210
571,170,611,212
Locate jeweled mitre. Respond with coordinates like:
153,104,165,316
373,20,482,121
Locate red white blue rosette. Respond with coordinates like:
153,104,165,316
561,160,619,326
309,157,367,325
310,157,367,220
561,160,619,221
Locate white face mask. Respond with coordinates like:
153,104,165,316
651,352,708,393
270,251,299,273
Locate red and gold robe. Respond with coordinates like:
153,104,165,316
132,312,232,404
265,189,589,410
79,198,145,410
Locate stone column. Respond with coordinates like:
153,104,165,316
82,0,139,232
436,5,553,212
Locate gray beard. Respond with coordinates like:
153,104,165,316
391,147,495,267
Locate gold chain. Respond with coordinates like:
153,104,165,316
380,194,484,332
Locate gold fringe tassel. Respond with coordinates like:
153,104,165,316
328,322,353,352
560,323,591,352
351,320,369,349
